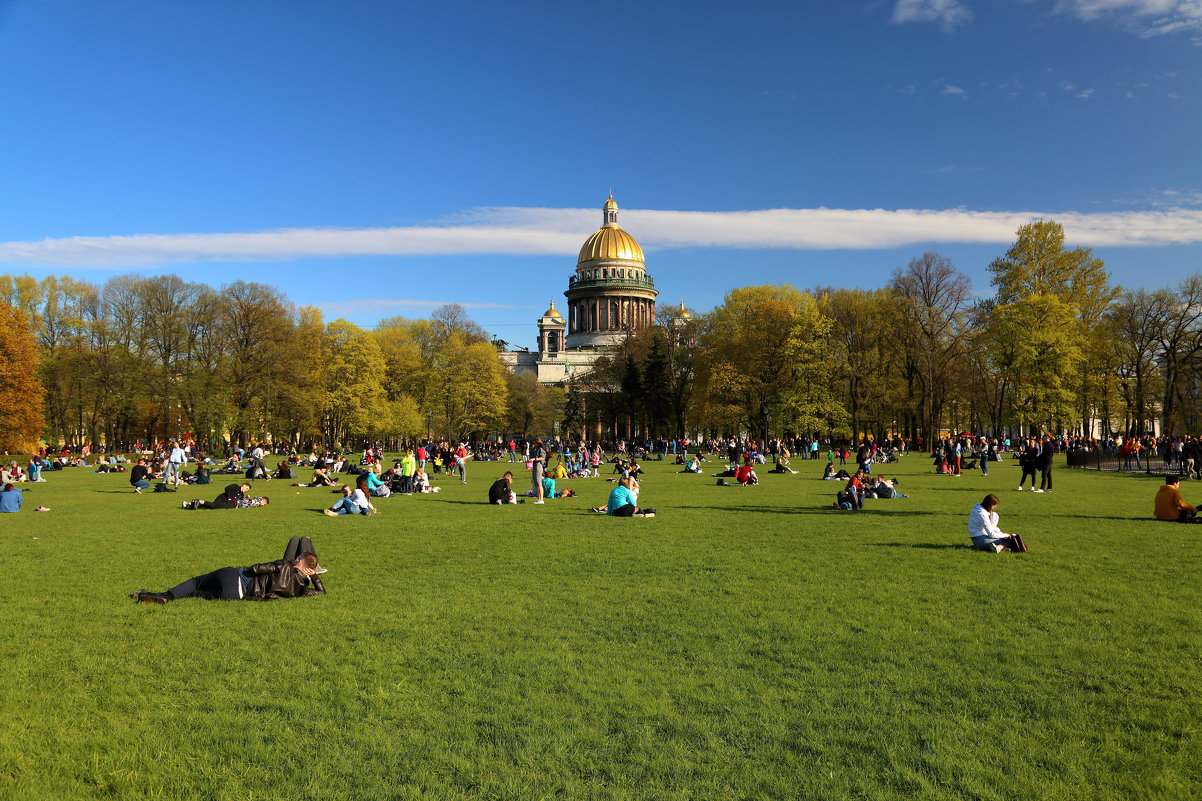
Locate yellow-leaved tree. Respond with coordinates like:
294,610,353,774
0,302,46,453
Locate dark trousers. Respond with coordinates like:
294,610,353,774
611,503,637,517
1019,466,1037,487
167,537,315,600
168,566,244,600
1040,467,1053,490
197,497,236,509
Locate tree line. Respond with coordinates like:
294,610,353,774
3,220,1201,452
571,220,1202,443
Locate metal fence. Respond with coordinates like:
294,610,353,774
1066,449,1187,475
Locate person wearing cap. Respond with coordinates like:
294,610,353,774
132,536,325,603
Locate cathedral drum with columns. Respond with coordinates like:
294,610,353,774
564,195,658,349
501,195,669,387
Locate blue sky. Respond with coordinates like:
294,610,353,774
0,0,1198,344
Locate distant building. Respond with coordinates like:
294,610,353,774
500,195,671,386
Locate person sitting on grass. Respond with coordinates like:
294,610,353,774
968,494,1028,552
132,535,325,604
295,467,336,488
489,472,517,504
182,483,251,510
1,483,23,512
677,454,702,474
324,475,378,516
736,461,759,486
1154,475,1199,523
594,475,656,517
770,454,797,474
364,464,391,498
129,457,158,493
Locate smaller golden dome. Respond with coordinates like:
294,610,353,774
542,301,564,321
678,300,691,319
603,194,618,210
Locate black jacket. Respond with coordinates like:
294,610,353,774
243,558,325,600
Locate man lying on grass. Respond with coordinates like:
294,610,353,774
133,536,325,603
180,482,253,510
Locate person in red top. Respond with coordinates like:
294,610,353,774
735,461,758,486
840,470,866,509
416,444,427,472
455,443,468,485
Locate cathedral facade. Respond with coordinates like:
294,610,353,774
500,196,667,386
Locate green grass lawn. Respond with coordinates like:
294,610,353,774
0,453,1199,800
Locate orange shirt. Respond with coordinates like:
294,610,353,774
1155,484,1195,520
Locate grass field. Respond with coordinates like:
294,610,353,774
0,452,1199,800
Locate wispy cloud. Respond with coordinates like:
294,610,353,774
892,0,975,31
0,205,1199,268
892,0,1202,40
1077,87,1097,98
316,298,535,318
1052,0,1202,40
942,84,968,97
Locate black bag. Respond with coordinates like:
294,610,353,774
153,482,176,493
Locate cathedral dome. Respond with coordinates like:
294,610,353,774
577,228,645,264
577,195,644,265
542,301,564,321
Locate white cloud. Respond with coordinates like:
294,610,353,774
1077,88,1097,97
942,84,968,96
1052,0,1202,39
892,0,975,31
316,298,533,318
0,205,1200,268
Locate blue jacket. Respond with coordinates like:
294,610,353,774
0,488,22,513
607,485,635,514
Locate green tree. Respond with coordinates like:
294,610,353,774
321,319,388,448
695,284,841,440
987,221,1116,433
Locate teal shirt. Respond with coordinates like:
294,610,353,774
606,485,635,514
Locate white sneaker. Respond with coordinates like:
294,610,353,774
1016,486,1023,491
533,500,545,504
1032,489,1044,493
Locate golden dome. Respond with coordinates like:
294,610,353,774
542,301,563,320
678,299,691,319
578,227,645,264
578,195,644,264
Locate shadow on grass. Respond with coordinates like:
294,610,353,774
869,542,973,550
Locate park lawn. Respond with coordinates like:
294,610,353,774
0,453,1198,800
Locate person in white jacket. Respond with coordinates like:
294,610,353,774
968,494,1027,553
